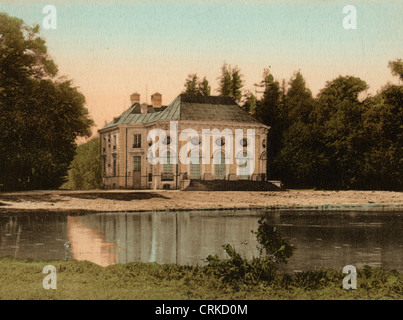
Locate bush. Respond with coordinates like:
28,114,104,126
61,138,102,190
206,216,295,286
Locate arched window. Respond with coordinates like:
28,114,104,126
237,151,252,180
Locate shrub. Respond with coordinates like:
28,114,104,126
206,216,295,286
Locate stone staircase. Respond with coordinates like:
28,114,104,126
184,179,283,191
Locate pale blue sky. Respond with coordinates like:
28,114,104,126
1,0,402,130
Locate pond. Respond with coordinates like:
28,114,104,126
0,209,402,272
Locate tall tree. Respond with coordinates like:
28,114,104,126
231,66,243,101
0,13,93,190
285,72,313,123
275,72,315,186
307,76,368,189
358,63,403,190
198,76,211,96
388,58,403,81
243,91,257,114
254,69,285,180
217,63,233,97
183,73,199,95
62,138,102,190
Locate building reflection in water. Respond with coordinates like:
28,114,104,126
65,210,403,272
67,211,260,267
67,216,117,267
2,210,401,272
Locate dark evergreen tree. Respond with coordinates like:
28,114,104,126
198,76,211,96
217,63,233,97
254,69,286,180
183,73,199,95
243,91,257,114
231,66,243,102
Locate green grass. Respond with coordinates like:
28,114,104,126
0,257,402,300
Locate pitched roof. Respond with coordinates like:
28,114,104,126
101,94,263,130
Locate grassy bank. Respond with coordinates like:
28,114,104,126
0,257,402,300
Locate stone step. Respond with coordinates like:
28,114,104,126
184,179,283,191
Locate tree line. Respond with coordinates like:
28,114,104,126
1,12,401,191
184,60,403,190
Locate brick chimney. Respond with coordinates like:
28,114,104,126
151,92,162,108
130,92,140,105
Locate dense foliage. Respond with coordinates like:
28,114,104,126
0,13,93,190
183,74,211,96
184,61,402,190
255,64,403,191
61,138,102,190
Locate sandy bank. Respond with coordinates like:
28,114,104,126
0,189,402,213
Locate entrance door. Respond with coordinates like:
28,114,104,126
132,156,141,189
238,151,251,180
237,151,252,180
214,151,225,180
189,150,201,179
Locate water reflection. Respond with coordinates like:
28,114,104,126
0,210,402,272
67,216,117,267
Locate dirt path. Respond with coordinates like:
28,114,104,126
0,189,402,213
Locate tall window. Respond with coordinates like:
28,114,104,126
133,134,141,148
148,162,153,182
161,151,173,181
133,156,141,172
190,150,201,179
113,159,117,177
163,151,172,173
112,135,117,150
238,151,251,180
214,151,226,179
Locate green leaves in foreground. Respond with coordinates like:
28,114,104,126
0,257,402,299
206,217,295,286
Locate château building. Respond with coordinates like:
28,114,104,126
99,92,269,189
